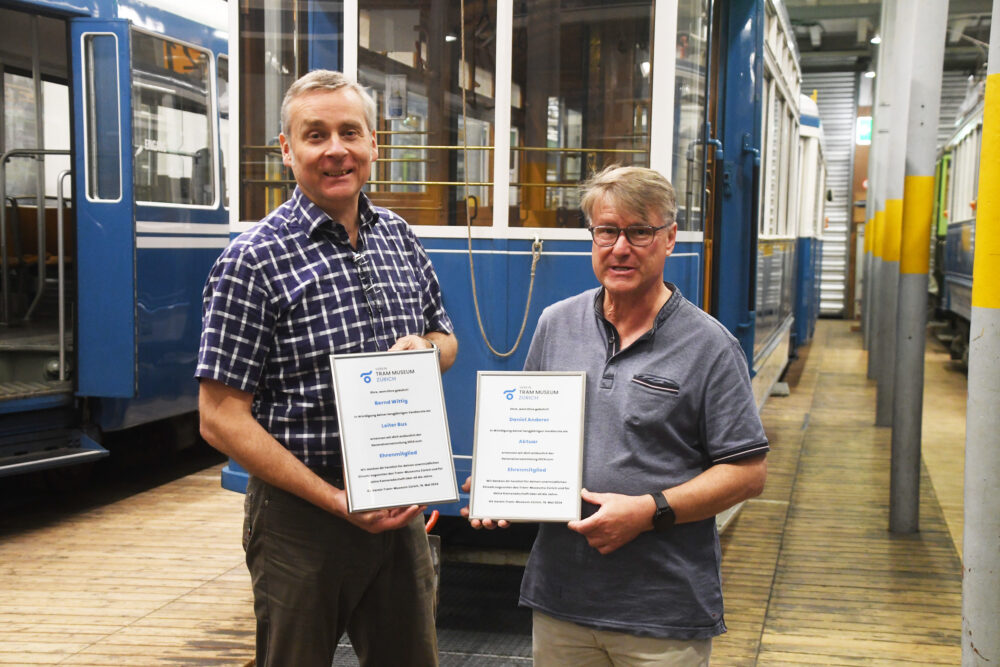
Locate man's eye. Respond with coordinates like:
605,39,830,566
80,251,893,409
631,228,652,239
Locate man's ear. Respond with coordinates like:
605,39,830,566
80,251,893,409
279,133,293,168
663,223,678,255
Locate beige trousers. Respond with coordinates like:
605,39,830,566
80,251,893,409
532,610,712,667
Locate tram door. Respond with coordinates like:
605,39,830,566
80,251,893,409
69,19,137,398
0,9,75,402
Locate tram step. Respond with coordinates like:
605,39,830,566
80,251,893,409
0,434,107,478
0,403,106,478
0,379,72,401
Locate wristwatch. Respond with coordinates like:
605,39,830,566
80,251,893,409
650,492,676,531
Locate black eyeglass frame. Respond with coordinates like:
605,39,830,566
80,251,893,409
587,223,671,247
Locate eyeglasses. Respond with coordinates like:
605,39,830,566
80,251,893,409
588,224,669,247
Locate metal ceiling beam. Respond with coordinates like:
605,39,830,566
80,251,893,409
798,44,985,59
786,0,991,22
787,4,881,21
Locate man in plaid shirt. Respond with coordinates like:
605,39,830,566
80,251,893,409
196,70,456,667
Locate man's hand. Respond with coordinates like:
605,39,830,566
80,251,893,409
567,488,655,555
389,334,436,352
345,503,426,533
389,332,457,371
459,476,510,530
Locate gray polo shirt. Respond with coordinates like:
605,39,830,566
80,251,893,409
518,284,768,639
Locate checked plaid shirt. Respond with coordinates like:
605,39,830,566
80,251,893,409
196,188,453,468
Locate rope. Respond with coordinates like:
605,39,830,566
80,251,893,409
460,0,542,358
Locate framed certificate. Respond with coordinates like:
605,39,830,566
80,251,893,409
468,371,586,522
330,348,459,512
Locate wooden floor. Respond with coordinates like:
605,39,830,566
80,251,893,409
0,319,967,665
0,467,255,666
713,320,964,665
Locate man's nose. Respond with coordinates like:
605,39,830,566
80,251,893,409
611,229,632,252
323,135,349,156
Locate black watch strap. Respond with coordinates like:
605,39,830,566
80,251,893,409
650,492,676,531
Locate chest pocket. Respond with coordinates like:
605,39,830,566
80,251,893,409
605,372,684,485
630,374,679,394
382,261,423,321
625,373,681,427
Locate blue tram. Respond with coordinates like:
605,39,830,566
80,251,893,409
225,0,823,518
0,0,229,476
792,93,827,351
932,87,982,367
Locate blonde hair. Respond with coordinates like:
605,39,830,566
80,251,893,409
580,165,677,225
280,70,377,136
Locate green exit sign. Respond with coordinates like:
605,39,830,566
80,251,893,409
856,116,872,145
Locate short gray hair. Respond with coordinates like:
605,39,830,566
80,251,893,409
580,165,678,226
280,69,377,136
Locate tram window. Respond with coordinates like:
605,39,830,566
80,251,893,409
672,1,710,232
511,0,655,228
83,34,122,202
761,77,780,236
3,73,71,201
357,1,498,227
131,30,215,207
219,55,230,209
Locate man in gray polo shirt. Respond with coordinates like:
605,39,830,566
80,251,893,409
468,165,768,665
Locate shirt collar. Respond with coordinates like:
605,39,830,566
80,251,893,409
592,282,681,330
291,187,379,244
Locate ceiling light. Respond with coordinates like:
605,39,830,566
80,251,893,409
870,34,882,44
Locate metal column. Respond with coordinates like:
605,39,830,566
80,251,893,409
875,0,914,428
889,0,948,534
866,0,891,375
962,0,1000,660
